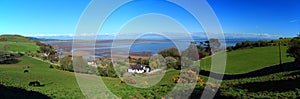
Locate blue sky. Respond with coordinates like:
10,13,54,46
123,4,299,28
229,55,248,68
0,0,300,38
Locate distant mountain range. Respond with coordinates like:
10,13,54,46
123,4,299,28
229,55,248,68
27,33,279,41
27,37,64,41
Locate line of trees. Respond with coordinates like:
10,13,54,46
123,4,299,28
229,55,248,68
226,39,291,52
158,47,181,69
36,42,58,63
59,55,73,72
156,38,221,70
287,35,300,62
97,61,117,78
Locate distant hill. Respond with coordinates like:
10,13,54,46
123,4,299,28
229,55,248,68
0,35,35,42
27,37,61,41
0,35,40,53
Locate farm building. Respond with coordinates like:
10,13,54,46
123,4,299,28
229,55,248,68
128,64,151,73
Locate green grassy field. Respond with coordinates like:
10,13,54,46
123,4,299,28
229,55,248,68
102,70,179,98
0,56,85,98
0,35,196,98
219,67,300,98
0,42,39,53
200,46,294,74
1,55,298,98
0,35,39,52
0,56,193,98
0,35,34,42
0,35,299,98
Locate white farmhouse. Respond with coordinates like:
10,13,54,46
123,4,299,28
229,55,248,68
128,64,151,73
87,58,97,66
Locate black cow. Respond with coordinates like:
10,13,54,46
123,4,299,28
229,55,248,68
28,81,41,87
24,70,29,73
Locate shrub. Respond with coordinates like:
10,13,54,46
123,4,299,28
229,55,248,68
205,82,218,88
49,65,54,69
197,77,205,86
165,56,178,69
0,53,20,64
227,46,234,52
172,75,179,83
158,46,180,58
123,77,136,84
172,70,198,83
0,37,7,41
142,81,148,85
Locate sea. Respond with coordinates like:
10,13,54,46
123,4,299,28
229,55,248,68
44,38,274,57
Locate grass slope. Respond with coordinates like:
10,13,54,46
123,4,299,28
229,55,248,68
0,35,39,53
0,56,84,98
0,56,188,98
200,46,294,74
219,68,300,98
0,35,298,98
0,55,298,98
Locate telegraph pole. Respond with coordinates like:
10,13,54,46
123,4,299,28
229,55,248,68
279,37,282,65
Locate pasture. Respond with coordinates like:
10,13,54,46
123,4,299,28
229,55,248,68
0,35,299,98
219,63,300,98
0,35,39,53
1,55,298,98
0,56,84,98
200,46,294,74
0,56,199,98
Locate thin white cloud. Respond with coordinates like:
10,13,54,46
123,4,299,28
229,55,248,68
14,32,281,40
24,33,73,37
190,32,280,39
223,33,280,39
23,33,116,37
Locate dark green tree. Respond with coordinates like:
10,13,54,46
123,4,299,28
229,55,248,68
287,35,300,62
165,56,178,69
158,46,180,58
59,56,73,71
204,38,221,55
182,42,199,61
137,58,142,64
40,44,56,59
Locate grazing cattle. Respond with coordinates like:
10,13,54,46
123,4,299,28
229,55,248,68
28,81,41,87
120,79,125,83
24,70,29,73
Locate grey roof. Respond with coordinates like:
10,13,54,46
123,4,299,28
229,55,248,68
129,64,144,70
